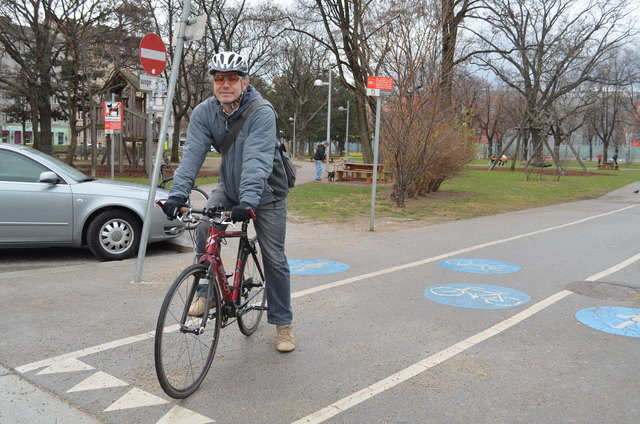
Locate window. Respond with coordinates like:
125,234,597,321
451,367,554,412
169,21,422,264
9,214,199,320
0,149,48,182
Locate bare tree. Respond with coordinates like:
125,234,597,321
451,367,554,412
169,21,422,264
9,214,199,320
286,0,405,163
469,0,637,167
269,32,332,158
380,2,474,207
0,0,66,155
54,0,118,165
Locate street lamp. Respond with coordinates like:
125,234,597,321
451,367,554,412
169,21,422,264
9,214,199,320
314,71,332,175
289,113,296,157
338,100,349,156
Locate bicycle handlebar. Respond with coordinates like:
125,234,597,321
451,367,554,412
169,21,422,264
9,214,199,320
155,201,256,223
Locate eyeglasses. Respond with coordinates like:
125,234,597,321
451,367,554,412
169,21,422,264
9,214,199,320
213,74,243,85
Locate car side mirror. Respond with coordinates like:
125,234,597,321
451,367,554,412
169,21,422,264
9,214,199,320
39,171,61,184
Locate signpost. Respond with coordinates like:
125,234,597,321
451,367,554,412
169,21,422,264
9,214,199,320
138,34,167,183
102,100,122,179
134,8,196,283
366,76,394,231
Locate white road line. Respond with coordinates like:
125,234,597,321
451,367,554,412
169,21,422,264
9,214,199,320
290,251,640,424
292,204,638,298
16,204,638,374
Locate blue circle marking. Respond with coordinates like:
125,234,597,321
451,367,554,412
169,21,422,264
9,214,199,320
438,258,521,274
576,307,640,338
423,283,530,309
288,259,350,275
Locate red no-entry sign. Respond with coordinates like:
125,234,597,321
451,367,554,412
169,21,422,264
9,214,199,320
139,33,167,76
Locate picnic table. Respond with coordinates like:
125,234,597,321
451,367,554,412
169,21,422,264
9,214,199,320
334,162,393,184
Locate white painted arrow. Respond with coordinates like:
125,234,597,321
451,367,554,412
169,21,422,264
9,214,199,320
104,387,169,411
36,358,94,375
67,371,129,393
156,405,215,424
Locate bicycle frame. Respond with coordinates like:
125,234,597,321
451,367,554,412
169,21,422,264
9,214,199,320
199,222,252,304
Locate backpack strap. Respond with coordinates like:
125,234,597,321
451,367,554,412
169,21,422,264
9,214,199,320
218,99,271,155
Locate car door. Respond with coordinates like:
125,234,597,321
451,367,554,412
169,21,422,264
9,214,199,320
0,149,73,244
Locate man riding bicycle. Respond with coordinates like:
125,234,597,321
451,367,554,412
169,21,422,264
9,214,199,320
162,51,294,353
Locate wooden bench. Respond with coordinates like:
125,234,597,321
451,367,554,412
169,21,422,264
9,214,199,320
598,163,619,170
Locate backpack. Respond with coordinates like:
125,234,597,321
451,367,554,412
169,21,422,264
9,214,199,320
220,98,296,188
314,144,326,160
278,142,296,188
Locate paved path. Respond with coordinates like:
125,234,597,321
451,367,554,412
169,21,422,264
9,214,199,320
2,165,639,423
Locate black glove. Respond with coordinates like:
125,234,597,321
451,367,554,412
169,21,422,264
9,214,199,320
162,196,187,220
230,202,253,222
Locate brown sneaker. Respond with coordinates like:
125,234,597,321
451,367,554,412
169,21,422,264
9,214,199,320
187,296,211,316
276,325,295,352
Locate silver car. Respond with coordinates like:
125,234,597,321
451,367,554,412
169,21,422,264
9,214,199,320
0,144,184,260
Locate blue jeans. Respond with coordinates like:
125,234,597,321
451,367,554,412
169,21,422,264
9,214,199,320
315,160,323,179
195,184,292,325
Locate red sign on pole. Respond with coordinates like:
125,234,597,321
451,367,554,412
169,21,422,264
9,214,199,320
139,33,167,76
103,101,123,131
366,76,394,91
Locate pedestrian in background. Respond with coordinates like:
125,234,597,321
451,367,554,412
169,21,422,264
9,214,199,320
314,142,328,181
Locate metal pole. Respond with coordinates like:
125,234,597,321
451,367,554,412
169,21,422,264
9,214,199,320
292,113,296,157
134,0,192,283
344,100,349,156
146,89,154,186
369,95,382,231
325,71,332,175
110,93,115,180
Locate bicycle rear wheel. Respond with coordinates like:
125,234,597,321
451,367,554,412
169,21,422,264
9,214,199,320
154,264,220,398
185,187,209,231
237,238,266,336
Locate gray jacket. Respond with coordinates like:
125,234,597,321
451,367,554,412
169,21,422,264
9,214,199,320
169,86,288,208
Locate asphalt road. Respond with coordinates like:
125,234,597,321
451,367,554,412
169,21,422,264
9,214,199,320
1,183,639,424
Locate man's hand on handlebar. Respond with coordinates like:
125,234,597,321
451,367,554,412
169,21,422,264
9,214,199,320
230,203,254,223
162,196,188,220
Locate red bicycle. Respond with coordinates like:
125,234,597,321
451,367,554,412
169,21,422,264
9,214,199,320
154,205,266,398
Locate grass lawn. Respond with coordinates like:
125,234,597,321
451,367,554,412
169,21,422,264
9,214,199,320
117,163,640,225
286,166,640,224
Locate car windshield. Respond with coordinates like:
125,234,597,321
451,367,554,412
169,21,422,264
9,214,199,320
28,148,93,182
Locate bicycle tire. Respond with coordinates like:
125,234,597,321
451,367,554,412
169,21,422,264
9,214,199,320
185,187,209,231
237,237,266,336
154,264,221,398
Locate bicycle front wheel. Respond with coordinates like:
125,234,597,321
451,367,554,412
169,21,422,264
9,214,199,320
154,264,221,398
237,238,266,336
185,187,209,231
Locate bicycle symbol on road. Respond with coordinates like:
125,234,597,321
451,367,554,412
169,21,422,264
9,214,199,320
438,258,522,274
575,307,640,338
424,284,531,309
288,259,350,275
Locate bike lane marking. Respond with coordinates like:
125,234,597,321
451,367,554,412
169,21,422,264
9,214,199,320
289,251,640,424
16,204,637,373
438,258,521,274
576,307,640,338
288,259,350,275
424,284,531,309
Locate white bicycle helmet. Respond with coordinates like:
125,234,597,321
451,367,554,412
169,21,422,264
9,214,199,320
207,51,249,75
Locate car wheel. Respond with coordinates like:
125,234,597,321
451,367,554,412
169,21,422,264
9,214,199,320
87,210,141,261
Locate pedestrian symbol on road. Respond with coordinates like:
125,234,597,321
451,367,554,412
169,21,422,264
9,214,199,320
575,306,640,338
424,283,530,309
288,259,350,275
438,258,521,274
